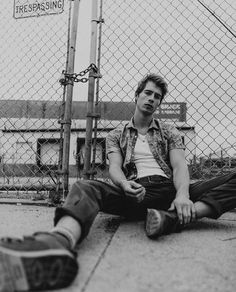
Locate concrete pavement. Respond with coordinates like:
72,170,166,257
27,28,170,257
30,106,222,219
0,203,235,292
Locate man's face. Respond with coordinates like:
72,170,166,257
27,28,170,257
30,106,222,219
135,81,162,115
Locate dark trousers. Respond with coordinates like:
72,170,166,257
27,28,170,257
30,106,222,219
54,172,236,242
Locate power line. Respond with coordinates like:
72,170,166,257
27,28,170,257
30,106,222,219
197,0,236,39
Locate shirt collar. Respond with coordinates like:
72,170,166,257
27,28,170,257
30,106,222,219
127,117,160,130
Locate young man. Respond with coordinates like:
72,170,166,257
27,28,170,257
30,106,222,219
0,74,236,291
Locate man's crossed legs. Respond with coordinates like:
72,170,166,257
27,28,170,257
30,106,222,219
0,173,236,291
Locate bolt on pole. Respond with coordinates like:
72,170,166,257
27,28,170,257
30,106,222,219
83,0,99,179
62,0,81,197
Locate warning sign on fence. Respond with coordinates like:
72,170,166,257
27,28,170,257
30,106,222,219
154,103,187,122
14,0,64,19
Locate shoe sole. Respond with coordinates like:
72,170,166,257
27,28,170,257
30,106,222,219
145,209,162,238
0,247,78,291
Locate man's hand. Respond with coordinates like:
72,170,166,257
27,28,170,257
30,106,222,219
120,180,146,203
168,194,196,225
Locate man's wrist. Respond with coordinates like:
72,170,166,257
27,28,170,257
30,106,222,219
117,179,128,189
175,189,190,199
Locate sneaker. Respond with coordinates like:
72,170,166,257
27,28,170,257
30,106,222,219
0,233,79,291
145,209,181,238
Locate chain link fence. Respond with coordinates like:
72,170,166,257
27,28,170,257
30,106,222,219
0,0,235,201
0,0,72,200
90,0,236,180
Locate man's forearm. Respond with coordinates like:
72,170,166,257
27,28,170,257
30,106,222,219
173,165,190,197
109,166,127,188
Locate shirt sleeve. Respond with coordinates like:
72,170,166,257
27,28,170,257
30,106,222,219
106,128,122,155
167,124,185,151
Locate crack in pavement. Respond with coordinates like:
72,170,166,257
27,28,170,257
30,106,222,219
80,217,121,292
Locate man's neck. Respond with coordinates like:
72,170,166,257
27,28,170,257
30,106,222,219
133,111,153,134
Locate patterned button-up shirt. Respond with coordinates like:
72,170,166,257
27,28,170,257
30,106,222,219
106,118,185,180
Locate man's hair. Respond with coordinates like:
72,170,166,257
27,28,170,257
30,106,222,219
135,73,168,103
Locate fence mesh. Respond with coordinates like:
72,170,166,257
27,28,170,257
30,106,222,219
91,0,236,180
0,0,235,200
0,0,71,199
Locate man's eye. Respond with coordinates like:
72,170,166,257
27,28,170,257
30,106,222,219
154,94,162,100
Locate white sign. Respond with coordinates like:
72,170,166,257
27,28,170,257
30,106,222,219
14,0,64,19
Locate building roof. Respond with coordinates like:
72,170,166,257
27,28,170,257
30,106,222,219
0,100,194,131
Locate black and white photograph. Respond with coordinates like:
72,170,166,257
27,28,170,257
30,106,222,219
0,1,235,291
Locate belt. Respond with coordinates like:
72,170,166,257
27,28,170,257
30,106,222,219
135,175,169,184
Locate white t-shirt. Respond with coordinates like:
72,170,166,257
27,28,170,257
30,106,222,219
134,133,168,179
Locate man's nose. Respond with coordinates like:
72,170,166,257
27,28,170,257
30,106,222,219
148,94,155,102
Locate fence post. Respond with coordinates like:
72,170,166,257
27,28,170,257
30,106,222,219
91,0,104,180
83,0,99,179
62,0,81,197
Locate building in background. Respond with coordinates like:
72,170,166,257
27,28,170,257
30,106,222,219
0,100,195,178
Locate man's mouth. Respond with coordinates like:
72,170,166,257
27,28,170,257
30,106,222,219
144,104,153,109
